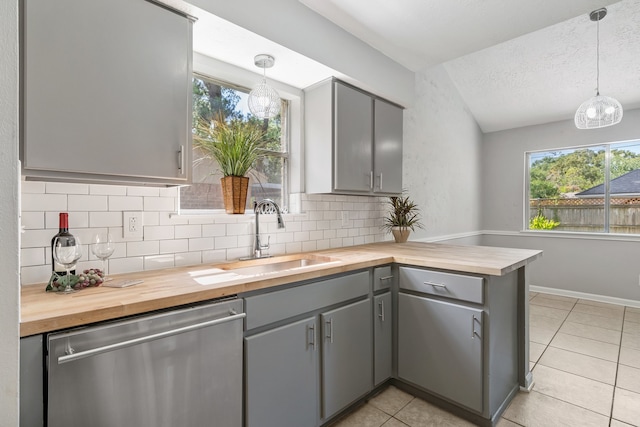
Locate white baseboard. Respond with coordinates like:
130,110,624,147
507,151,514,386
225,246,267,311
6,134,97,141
530,285,640,309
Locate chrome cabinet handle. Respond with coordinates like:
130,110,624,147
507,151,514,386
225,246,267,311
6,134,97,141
369,171,374,189
325,318,334,343
58,312,247,364
472,315,481,339
378,173,383,190
378,300,385,322
308,324,316,349
424,281,447,288
177,145,184,173
379,275,393,282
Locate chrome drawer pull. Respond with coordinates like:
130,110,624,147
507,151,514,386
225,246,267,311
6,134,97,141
424,281,447,288
308,324,316,349
57,312,246,365
379,275,393,282
472,315,481,339
325,318,334,343
378,300,385,322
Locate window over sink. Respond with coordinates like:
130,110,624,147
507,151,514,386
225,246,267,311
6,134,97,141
180,74,290,212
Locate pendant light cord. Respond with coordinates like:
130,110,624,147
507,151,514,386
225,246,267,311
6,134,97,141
596,16,600,96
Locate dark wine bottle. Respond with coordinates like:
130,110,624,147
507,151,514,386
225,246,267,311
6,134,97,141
51,212,76,276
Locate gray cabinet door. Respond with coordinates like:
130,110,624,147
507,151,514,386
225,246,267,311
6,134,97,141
321,299,373,420
20,335,43,427
398,293,483,413
22,0,192,185
246,317,319,427
373,99,403,194
374,292,393,386
334,82,373,192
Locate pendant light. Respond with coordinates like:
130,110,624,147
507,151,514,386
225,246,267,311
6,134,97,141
575,8,623,129
248,54,281,119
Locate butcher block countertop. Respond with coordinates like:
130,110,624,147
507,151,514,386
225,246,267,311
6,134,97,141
20,242,542,337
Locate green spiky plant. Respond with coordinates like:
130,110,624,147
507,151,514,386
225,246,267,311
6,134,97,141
193,114,266,177
382,193,424,232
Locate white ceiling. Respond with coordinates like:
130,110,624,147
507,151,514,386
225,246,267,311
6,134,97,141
299,0,640,132
180,0,640,133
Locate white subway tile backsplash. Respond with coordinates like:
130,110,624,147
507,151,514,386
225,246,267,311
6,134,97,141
21,181,46,194
127,240,159,257
190,237,215,251
160,239,189,254
21,265,52,285
213,236,237,250
22,194,67,212
127,186,159,197
202,249,227,264
143,212,160,226
144,225,174,241
175,224,201,239
89,212,122,228
144,255,175,270
47,182,89,195
21,212,44,230
68,195,107,212
109,257,144,275
202,224,226,237
89,184,127,196
19,182,386,285
144,196,175,212
108,196,143,211
21,248,45,267
175,252,202,267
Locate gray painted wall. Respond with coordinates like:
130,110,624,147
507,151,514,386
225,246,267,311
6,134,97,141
0,0,20,422
404,65,483,240
481,109,640,301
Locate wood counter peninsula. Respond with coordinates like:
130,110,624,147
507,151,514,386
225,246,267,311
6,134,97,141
20,241,541,425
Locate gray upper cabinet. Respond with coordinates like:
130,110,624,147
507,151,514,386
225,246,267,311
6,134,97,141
305,79,403,195
21,0,193,185
321,299,373,421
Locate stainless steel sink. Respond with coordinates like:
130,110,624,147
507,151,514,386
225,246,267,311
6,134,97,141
221,256,337,277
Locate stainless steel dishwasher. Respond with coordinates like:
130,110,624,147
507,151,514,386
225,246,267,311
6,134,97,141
47,298,244,427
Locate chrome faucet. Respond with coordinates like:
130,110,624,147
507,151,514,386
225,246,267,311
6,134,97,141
253,199,285,259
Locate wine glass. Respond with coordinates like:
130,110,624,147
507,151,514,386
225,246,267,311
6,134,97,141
91,233,115,281
53,236,83,294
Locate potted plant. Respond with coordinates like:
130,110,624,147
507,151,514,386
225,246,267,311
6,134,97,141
382,193,424,243
193,115,266,214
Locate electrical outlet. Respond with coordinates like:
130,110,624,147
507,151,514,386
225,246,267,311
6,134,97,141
123,211,143,238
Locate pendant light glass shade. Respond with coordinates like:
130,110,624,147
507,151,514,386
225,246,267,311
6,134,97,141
575,8,623,129
575,94,623,129
248,54,280,119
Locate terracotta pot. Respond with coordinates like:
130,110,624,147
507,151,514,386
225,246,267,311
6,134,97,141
221,176,249,214
391,227,411,243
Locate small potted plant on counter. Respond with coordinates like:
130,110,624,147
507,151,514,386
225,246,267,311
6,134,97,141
193,114,266,214
382,193,424,243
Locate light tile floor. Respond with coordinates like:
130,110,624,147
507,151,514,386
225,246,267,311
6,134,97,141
331,292,640,427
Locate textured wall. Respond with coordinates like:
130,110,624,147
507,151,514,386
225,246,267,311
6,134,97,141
20,182,388,285
403,65,483,240
0,0,20,422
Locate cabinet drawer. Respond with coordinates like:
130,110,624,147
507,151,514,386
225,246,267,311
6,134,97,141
399,267,483,304
373,265,393,291
245,271,369,330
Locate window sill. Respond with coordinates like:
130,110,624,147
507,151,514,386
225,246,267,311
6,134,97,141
516,229,640,243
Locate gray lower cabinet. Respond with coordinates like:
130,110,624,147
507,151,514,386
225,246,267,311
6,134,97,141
398,293,484,413
245,316,319,427
321,299,373,420
373,292,392,386
20,335,44,427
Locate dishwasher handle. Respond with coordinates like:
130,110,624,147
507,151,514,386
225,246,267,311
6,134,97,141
57,311,246,365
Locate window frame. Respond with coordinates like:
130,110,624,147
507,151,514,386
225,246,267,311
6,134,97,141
524,139,640,236
180,72,291,213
